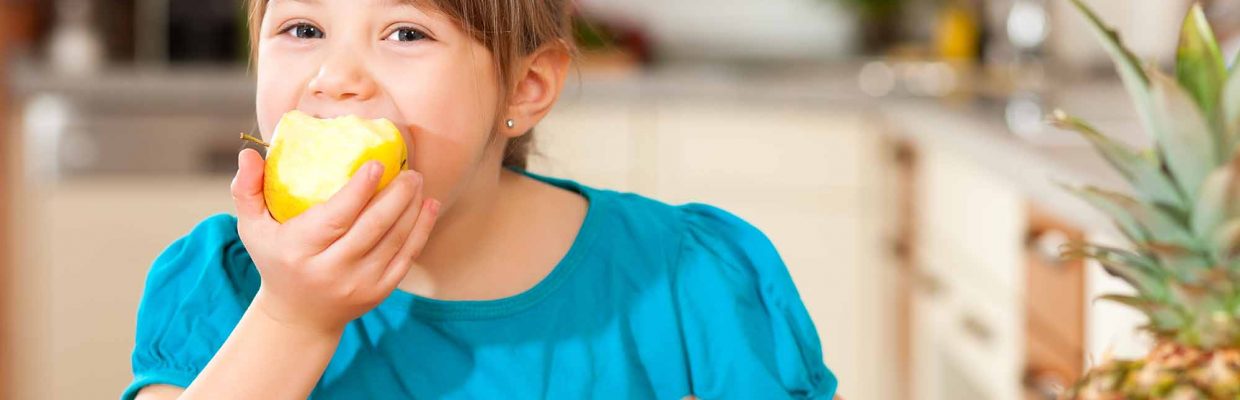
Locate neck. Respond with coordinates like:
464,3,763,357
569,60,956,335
400,149,520,298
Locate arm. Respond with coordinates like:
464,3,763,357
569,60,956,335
135,299,343,400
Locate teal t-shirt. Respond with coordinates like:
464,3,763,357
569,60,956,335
122,171,838,399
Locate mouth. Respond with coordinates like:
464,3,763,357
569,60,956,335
299,110,412,139
308,111,396,123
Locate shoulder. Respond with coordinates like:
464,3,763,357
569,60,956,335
598,189,783,276
142,213,259,300
126,213,259,398
598,192,837,398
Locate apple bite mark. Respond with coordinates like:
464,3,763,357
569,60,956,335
238,111,410,223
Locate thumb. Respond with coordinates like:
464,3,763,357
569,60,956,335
231,148,273,223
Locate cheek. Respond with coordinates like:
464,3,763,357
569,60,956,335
376,48,501,200
254,49,312,138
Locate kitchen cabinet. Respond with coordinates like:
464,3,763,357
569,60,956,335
908,142,1028,400
41,178,235,400
902,134,1095,400
1023,207,1086,399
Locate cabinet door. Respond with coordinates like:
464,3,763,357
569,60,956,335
649,100,892,400
1023,206,1085,399
43,178,236,399
913,144,1027,400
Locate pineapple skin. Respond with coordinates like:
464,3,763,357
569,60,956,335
1068,342,1240,400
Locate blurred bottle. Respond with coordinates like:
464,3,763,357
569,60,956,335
936,0,980,62
49,0,104,76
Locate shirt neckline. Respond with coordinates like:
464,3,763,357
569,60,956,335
383,169,603,320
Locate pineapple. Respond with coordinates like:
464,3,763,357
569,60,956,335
1055,1,1240,399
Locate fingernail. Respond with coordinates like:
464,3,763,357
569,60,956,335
430,199,441,215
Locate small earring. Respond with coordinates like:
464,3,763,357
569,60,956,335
505,119,516,129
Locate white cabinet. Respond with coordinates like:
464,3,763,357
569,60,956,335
528,101,640,192
6,177,236,400
912,144,1028,400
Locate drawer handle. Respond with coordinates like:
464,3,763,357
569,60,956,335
914,268,944,297
1023,367,1066,400
960,313,994,346
1027,229,1070,268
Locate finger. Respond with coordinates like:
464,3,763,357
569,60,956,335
290,161,384,248
357,179,424,279
379,198,440,290
324,171,419,260
231,149,277,234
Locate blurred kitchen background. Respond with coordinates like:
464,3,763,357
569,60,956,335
1,0,1239,399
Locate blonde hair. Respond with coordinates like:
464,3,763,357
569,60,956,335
246,0,576,169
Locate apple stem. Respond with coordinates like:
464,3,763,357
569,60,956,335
239,132,270,148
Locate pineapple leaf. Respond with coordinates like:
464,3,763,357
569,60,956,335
1209,218,1240,264
1068,0,1158,140
1064,185,1150,244
1067,243,1169,300
1051,110,1187,210
1144,243,1212,277
1191,155,1240,243
1148,68,1220,200
1175,4,1227,129
1097,294,1187,334
1076,186,1196,247
1065,186,1209,277
1225,69,1240,150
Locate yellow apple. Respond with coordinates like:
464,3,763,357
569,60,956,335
242,110,408,223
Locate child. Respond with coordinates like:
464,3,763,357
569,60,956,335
123,0,838,398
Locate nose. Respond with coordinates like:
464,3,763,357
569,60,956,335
307,47,378,102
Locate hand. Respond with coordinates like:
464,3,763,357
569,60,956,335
230,148,440,335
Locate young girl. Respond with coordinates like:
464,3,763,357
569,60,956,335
123,0,839,398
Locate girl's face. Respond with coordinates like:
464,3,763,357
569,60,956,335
255,0,506,211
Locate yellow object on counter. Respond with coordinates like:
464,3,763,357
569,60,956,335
936,1,980,61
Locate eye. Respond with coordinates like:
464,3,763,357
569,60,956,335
384,27,429,42
282,23,325,40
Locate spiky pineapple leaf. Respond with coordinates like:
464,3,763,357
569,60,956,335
1097,294,1187,334
1066,185,1200,250
1225,70,1240,150
1191,155,1240,244
1066,243,1169,300
1175,4,1227,128
1149,68,1219,200
1065,185,1150,243
1068,0,1157,140
1051,110,1187,211
1211,219,1240,263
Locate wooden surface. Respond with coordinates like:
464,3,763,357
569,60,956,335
891,140,917,400
1022,205,1086,399
0,1,39,396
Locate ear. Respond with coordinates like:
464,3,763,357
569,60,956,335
500,42,572,138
